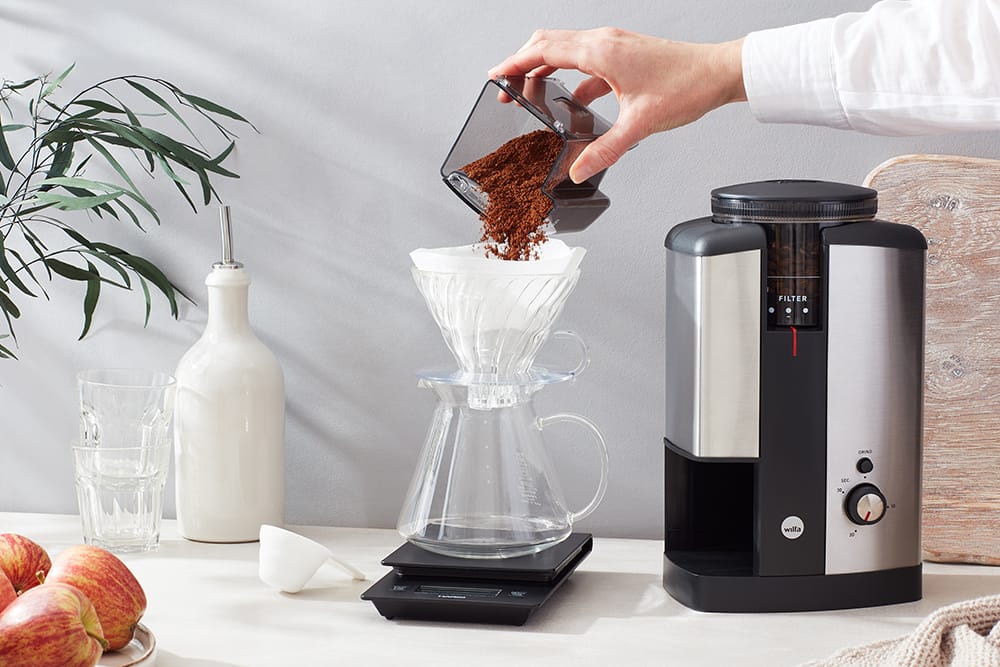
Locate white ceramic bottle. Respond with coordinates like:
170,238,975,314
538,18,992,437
174,206,285,542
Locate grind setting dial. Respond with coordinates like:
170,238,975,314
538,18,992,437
845,484,886,525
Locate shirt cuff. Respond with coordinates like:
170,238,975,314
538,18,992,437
743,17,850,130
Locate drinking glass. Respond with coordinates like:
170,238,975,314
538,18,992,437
73,444,171,552
78,369,176,449
75,369,176,552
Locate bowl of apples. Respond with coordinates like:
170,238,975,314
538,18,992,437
0,534,154,667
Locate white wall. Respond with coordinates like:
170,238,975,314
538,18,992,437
2,0,998,538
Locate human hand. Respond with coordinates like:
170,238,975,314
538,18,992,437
489,28,746,183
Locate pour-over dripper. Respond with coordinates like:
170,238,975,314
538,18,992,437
412,268,582,380
410,239,587,380
441,76,613,234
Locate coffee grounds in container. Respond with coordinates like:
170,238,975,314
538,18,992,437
462,129,563,261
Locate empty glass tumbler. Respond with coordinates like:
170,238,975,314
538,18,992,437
75,369,176,552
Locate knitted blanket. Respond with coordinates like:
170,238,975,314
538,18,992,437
804,596,1000,667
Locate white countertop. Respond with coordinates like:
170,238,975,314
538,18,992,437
5,513,1000,666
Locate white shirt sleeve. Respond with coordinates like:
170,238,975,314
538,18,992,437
742,0,1000,135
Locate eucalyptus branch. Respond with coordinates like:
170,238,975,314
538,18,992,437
0,66,254,354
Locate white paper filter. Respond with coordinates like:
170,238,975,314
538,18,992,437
410,239,586,275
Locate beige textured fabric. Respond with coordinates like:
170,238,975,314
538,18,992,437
803,596,1000,667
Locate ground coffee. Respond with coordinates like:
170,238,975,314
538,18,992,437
462,129,563,261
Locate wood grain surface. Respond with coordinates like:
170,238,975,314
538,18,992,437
865,154,1000,564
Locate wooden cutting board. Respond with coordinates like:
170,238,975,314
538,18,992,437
865,154,1000,564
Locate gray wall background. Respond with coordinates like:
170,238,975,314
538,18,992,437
2,0,998,539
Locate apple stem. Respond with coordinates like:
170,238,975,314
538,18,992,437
34,569,46,585
90,630,110,651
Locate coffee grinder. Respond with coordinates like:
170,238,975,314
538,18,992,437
662,180,925,612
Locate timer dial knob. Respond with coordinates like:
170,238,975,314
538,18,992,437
845,483,886,525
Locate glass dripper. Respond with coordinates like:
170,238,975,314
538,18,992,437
410,238,588,382
412,267,586,382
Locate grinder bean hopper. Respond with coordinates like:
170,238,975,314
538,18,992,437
440,75,614,233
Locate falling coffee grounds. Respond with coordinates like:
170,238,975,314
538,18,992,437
462,129,563,261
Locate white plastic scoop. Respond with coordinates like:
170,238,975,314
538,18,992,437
258,524,366,593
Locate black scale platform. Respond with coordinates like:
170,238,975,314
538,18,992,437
361,533,593,626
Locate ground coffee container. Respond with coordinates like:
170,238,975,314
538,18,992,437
441,75,614,234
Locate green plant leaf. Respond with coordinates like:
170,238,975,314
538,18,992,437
59,226,95,248
171,178,196,211
155,154,189,185
209,141,235,166
34,191,123,210
43,144,75,183
6,77,39,91
0,296,21,355
76,118,161,155
80,249,130,288
138,275,151,326
0,234,36,297
126,80,196,138
178,92,252,124
197,168,213,205
1,124,29,132
72,99,127,115
117,253,179,316
6,247,47,296
0,339,17,359
40,176,125,194
46,257,98,281
0,120,17,170
84,136,140,194
79,260,100,339
41,64,75,99
0,291,22,340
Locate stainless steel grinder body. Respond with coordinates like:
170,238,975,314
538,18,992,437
662,180,925,612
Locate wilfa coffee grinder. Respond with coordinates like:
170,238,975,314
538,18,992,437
663,180,925,612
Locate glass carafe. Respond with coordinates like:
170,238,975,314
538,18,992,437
397,372,609,559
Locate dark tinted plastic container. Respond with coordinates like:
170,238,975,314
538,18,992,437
441,76,613,233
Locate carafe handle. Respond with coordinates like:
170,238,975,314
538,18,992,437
537,412,609,523
547,330,590,377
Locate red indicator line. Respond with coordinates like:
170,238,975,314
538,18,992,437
864,511,871,522
790,326,798,357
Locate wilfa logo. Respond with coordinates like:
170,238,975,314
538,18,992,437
780,516,805,540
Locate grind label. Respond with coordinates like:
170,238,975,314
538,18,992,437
781,516,805,540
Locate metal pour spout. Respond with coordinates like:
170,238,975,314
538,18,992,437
214,205,244,269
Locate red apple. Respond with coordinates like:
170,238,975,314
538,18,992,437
45,545,146,651
0,582,107,667
0,533,51,594
0,571,16,612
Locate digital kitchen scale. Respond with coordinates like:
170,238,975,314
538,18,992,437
361,533,592,625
